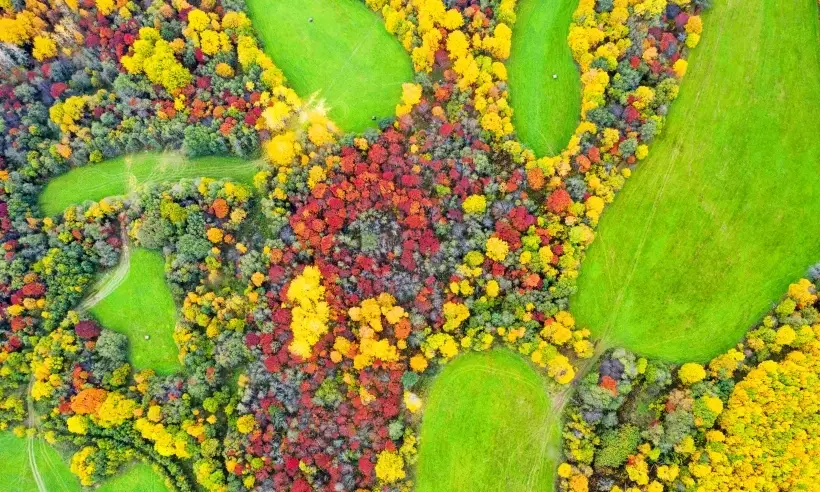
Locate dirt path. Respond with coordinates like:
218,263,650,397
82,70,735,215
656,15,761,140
26,381,46,492
78,231,130,314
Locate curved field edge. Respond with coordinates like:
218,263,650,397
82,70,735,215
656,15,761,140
508,0,581,156
571,0,820,362
416,350,560,492
91,248,181,375
38,152,259,216
244,0,413,133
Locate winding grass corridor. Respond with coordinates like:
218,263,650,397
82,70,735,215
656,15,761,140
572,0,820,362
39,153,258,216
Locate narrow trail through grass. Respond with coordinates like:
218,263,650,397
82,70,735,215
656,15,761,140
0,432,81,492
79,228,130,314
39,153,259,216
416,350,559,492
245,0,413,133
571,0,820,362
91,248,180,375
508,0,580,156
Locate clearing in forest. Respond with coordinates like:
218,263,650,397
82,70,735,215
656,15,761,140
91,248,180,375
39,153,259,216
571,0,820,362
508,0,580,156
244,0,413,132
416,350,560,492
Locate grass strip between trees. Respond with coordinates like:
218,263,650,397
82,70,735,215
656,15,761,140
508,0,581,156
39,153,259,217
0,432,81,492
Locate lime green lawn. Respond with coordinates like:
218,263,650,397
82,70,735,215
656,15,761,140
92,248,180,375
508,0,581,156
572,0,820,362
416,350,559,492
39,153,259,216
244,0,413,133
0,432,81,492
0,433,169,492
97,462,168,492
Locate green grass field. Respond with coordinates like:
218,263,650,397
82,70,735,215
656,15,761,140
39,153,259,216
244,0,413,133
91,248,180,375
0,433,81,492
97,462,168,492
0,433,169,492
508,0,580,156
416,350,559,492
571,0,820,362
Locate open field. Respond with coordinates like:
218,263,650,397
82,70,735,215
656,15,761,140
91,248,180,375
244,0,413,133
416,350,559,492
0,432,81,492
571,0,820,362
508,0,580,156
39,153,259,216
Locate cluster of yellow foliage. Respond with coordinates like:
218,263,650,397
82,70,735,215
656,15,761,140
121,27,192,92
70,446,97,486
368,0,515,138
32,34,57,60
184,8,232,56
30,329,77,400
135,417,192,457
67,387,138,431
375,450,406,484
530,311,594,384
338,295,404,368
688,331,820,490
49,96,87,134
286,266,331,358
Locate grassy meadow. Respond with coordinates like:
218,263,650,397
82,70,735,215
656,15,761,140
508,0,581,156
91,248,180,375
244,0,413,132
571,0,820,362
0,433,81,492
416,350,560,492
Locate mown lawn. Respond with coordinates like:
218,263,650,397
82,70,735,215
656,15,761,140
0,432,81,492
244,0,413,133
39,153,259,216
572,0,820,362
416,350,559,492
508,0,580,156
91,248,181,375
